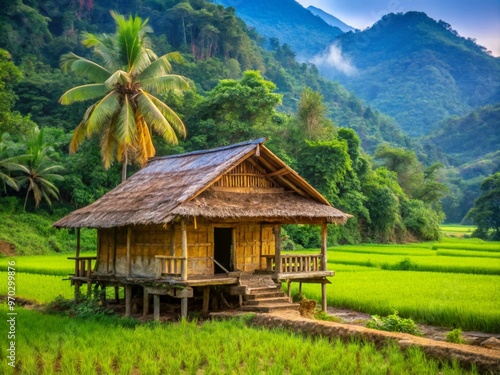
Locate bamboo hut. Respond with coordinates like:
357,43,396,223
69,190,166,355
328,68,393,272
54,138,352,319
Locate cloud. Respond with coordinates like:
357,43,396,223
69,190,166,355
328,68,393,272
312,43,358,76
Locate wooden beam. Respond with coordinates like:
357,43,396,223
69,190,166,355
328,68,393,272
181,220,188,281
126,227,132,277
266,167,289,178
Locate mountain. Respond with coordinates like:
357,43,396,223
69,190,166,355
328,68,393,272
307,6,354,32
214,0,343,59
315,12,500,136
424,104,500,169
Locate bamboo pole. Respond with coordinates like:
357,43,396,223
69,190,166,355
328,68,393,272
154,295,160,321
321,223,328,311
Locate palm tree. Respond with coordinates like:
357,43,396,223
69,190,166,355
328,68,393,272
59,11,190,181
0,133,20,193
14,128,64,210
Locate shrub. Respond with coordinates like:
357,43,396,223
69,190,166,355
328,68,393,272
366,310,422,336
446,328,465,344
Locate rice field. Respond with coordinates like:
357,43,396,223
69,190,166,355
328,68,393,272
0,304,476,375
440,225,476,238
0,252,95,276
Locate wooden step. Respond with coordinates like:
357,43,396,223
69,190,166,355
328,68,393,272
243,297,291,306
244,291,286,300
247,286,281,294
241,302,299,313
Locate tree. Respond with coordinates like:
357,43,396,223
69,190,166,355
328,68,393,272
466,172,500,240
59,12,190,181
13,128,64,210
0,133,20,193
297,87,333,140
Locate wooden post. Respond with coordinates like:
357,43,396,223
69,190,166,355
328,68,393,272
321,223,328,311
170,225,175,256
74,282,81,301
202,286,210,315
143,291,149,317
321,283,327,312
299,282,302,295
74,228,80,277
181,297,188,319
125,285,132,317
273,225,281,274
181,220,188,281
114,286,120,303
126,227,132,277
321,223,327,271
153,295,160,321
287,279,292,298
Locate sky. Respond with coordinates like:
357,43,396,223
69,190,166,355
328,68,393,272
295,0,500,56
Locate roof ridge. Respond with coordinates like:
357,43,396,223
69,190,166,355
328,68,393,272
149,137,267,162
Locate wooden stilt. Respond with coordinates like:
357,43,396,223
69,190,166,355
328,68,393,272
321,283,327,312
299,282,302,295
153,295,160,321
181,297,188,319
287,279,292,297
143,291,149,317
202,287,210,315
74,282,81,301
87,281,92,297
114,286,120,303
125,285,132,317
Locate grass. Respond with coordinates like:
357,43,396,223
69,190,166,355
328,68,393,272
297,270,500,332
0,252,96,276
0,305,476,375
0,272,74,303
431,242,500,252
0,197,96,255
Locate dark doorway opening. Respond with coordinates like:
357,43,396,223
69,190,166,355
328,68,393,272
214,228,233,273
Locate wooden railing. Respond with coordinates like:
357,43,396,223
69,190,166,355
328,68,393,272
67,256,97,278
155,255,187,279
262,254,323,273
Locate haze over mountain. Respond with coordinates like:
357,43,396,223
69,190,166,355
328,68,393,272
307,5,354,32
317,12,500,136
214,0,343,59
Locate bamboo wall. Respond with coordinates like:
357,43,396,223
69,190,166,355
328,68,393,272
213,160,279,189
96,222,275,278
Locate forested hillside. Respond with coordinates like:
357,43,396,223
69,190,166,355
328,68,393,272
307,6,354,32
0,0,468,250
318,12,500,136
215,0,343,59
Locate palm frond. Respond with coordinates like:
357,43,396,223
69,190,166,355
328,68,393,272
59,84,108,105
116,95,136,145
129,48,153,76
104,70,131,88
70,113,91,153
137,52,184,80
136,91,178,145
140,75,190,95
86,92,121,136
135,118,155,165
100,118,118,169
140,91,186,139
81,32,119,72
60,52,111,82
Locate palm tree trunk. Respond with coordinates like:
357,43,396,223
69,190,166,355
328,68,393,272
122,151,128,182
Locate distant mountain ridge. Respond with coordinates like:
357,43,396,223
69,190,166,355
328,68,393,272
316,12,500,136
214,0,343,59
307,5,354,32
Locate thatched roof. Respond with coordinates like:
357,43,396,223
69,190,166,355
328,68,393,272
54,138,352,228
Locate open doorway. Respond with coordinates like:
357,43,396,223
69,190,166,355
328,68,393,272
214,228,233,273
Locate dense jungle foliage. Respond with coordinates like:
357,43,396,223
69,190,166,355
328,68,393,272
0,0,496,249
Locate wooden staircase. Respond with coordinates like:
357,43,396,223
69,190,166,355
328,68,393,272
238,274,299,313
